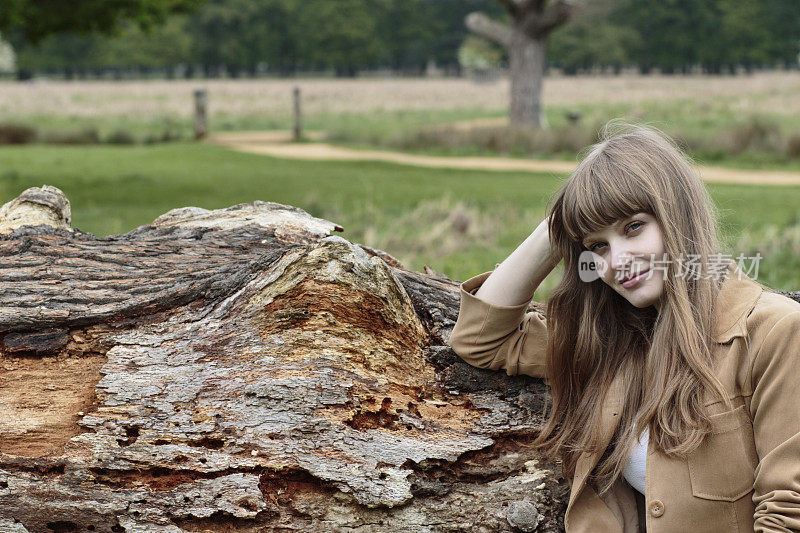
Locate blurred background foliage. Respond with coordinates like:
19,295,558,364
1,0,797,79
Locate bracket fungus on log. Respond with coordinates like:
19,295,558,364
0,186,568,533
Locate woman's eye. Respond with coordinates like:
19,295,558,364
588,222,643,252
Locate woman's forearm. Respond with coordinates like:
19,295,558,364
474,217,561,307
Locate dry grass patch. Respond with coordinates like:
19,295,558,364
3,71,799,120
375,122,600,157
359,195,500,267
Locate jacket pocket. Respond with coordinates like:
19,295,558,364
687,404,758,502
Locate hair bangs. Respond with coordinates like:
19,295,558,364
560,148,656,244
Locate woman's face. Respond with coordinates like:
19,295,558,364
581,212,666,310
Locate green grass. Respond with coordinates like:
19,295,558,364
221,108,505,136
1,143,799,296
2,108,505,146
321,103,800,171
1,114,190,144
7,97,800,170
0,143,558,279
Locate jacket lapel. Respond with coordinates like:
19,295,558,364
567,371,625,509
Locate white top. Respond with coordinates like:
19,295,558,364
622,425,649,494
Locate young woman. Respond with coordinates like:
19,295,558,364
449,123,800,532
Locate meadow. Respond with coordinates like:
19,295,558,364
3,72,800,167
1,141,799,297
1,73,799,296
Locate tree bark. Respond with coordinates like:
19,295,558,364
0,186,568,533
508,28,547,128
466,1,573,128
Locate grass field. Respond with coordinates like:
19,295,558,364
4,73,799,121
1,142,799,297
3,72,800,168
2,73,799,295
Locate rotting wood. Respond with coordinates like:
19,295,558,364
0,185,570,532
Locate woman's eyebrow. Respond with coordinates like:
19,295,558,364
583,218,628,242
582,219,629,244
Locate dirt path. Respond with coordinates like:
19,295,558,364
207,131,800,186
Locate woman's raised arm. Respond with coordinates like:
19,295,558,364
447,217,561,379
475,216,561,306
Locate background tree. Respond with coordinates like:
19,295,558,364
0,35,14,73
458,35,505,73
611,0,702,74
14,33,103,79
715,0,771,72
549,0,639,74
14,20,192,79
762,0,800,68
611,0,778,75
295,0,385,77
102,18,194,76
5,0,799,79
423,0,506,74
375,0,432,74
187,0,267,77
465,0,575,128
0,0,206,43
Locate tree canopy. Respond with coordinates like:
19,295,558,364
5,0,799,77
550,0,800,73
0,0,206,44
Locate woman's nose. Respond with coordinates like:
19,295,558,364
610,245,634,272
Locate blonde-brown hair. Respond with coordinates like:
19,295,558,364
534,122,733,494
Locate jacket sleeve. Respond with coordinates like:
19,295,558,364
447,271,548,379
750,311,800,531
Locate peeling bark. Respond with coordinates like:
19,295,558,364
0,186,567,533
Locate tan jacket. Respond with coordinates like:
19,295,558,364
449,262,800,532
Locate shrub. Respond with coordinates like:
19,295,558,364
786,133,800,158
143,123,185,144
106,129,137,144
0,123,37,144
361,194,500,262
727,117,782,155
41,127,100,145
374,122,597,158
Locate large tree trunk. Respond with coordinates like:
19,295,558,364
0,186,567,533
508,28,547,128
466,1,573,129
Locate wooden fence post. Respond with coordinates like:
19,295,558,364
293,86,302,141
194,88,208,140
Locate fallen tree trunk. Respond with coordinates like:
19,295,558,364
0,186,567,532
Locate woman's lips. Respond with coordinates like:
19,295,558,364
621,268,649,289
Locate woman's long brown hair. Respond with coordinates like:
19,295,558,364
534,122,733,495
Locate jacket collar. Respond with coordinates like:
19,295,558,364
711,261,764,343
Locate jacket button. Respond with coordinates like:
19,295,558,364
649,500,665,518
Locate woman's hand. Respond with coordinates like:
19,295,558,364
542,214,563,265
474,215,561,307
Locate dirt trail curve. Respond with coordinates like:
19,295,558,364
207,131,800,187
